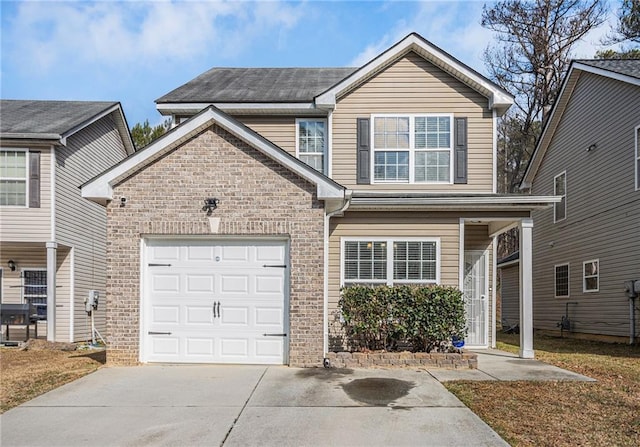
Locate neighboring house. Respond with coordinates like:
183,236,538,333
520,59,640,343
0,100,135,342
82,33,558,366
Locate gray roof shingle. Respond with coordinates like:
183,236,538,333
156,67,358,103
0,99,119,139
575,59,640,80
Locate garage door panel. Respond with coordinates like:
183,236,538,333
145,239,287,364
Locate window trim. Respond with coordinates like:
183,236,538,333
370,113,454,184
582,259,599,293
295,118,328,174
553,171,566,223
554,263,570,298
340,236,441,286
21,267,47,304
0,148,29,208
635,125,639,191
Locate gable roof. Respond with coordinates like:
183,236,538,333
156,32,514,117
157,68,357,104
521,59,640,188
0,99,135,154
82,105,346,205
315,33,514,115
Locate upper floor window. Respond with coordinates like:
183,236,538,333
554,263,569,298
0,149,28,206
342,238,440,286
296,119,327,174
583,259,599,293
554,171,566,222
372,115,452,183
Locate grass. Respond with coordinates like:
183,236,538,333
0,342,105,413
445,333,640,446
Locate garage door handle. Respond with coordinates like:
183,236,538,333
148,331,172,335
263,264,287,268
148,263,172,267
263,333,287,337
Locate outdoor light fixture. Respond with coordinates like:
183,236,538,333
8,260,16,271
202,198,220,216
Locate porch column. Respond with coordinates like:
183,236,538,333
519,218,534,358
46,241,57,342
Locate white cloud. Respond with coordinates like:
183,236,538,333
4,0,304,73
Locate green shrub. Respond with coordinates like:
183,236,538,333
338,284,467,352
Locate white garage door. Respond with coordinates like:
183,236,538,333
143,239,288,364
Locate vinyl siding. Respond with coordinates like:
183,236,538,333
55,114,128,341
531,72,640,338
332,52,494,191
499,263,520,328
238,116,298,156
0,146,52,241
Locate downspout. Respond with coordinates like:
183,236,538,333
46,145,57,341
323,192,352,362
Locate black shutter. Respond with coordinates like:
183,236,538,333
356,118,370,184
453,117,468,184
29,151,41,208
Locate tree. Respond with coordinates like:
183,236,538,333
481,0,607,258
609,0,640,44
595,48,640,58
481,0,607,193
130,118,171,149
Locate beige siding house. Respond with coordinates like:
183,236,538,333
83,33,558,366
521,60,640,343
1,100,134,342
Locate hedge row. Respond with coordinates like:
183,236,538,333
338,284,466,353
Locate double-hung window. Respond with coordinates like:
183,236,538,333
23,269,47,305
296,119,327,174
554,171,566,222
372,115,452,183
583,259,599,292
0,149,28,206
342,238,440,286
554,263,569,298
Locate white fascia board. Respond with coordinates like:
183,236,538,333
349,195,561,210
573,62,640,87
82,107,344,202
315,33,514,112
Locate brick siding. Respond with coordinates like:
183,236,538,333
105,124,325,366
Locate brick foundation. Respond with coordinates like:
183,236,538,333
325,351,478,369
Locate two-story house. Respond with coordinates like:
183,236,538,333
1,100,135,342
520,60,640,343
82,33,558,366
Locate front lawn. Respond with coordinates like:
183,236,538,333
445,333,640,446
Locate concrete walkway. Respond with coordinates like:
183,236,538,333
0,350,592,447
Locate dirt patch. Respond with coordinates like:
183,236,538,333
1,345,105,413
19,339,78,351
342,378,414,406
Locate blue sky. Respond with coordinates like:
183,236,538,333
1,0,621,127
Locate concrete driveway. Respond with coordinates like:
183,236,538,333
0,365,508,447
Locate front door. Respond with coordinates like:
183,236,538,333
464,250,489,347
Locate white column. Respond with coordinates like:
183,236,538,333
46,241,57,342
519,218,534,358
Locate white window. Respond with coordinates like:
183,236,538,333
554,263,569,298
635,125,639,191
296,119,327,174
583,259,599,293
0,149,28,206
342,238,440,286
372,114,452,183
554,171,566,222
23,269,47,305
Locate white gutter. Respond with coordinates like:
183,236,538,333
349,195,562,209
323,193,352,359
